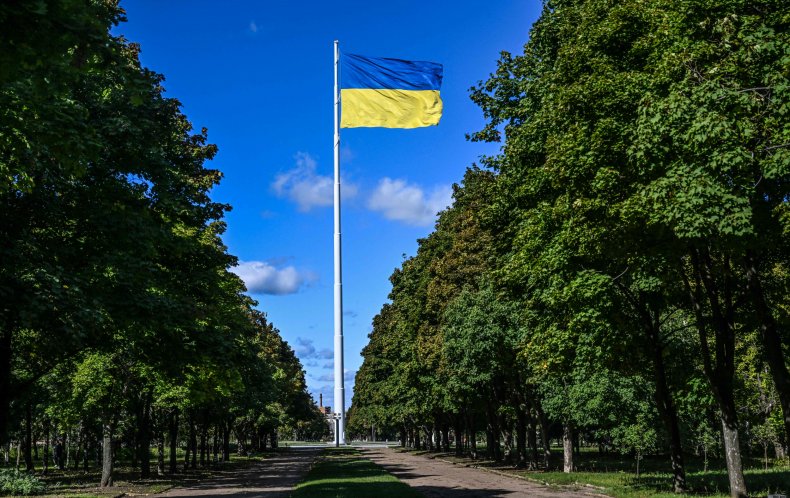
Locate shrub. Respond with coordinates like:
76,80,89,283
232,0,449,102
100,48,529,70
0,469,47,496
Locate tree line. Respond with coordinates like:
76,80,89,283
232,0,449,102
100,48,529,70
0,0,326,488
348,1,789,497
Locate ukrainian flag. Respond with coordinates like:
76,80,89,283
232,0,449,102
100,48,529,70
341,53,443,129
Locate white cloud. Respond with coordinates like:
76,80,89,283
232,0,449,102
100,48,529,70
367,178,452,226
272,152,357,211
249,21,258,33
293,337,333,360
231,260,315,295
341,146,355,162
317,370,356,383
294,337,316,358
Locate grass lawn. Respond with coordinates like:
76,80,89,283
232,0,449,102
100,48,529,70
522,450,788,498
291,448,422,498
530,467,788,498
1,453,266,497
396,446,788,498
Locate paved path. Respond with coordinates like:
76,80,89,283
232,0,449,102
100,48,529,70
363,447,598,498
162,448,319,497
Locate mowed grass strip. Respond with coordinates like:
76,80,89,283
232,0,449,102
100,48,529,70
292,447,423,498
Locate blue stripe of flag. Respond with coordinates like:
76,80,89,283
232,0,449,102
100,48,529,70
341,53,443,91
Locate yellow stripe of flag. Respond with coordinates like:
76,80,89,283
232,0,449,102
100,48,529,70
341,89,442,129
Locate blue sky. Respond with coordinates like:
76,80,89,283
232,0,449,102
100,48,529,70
116,1,541,410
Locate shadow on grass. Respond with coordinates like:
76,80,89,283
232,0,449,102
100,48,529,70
298,480,527,498
293,449,426,498
394,447,790,497
593,467,789,495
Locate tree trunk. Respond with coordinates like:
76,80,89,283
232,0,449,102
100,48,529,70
157,431,165,476
400,426,407,448
43,420,50,474
138,393,152,479
441,424,450,452
65,430,70,469
236,428,245,456
73,425,82,471
83,435,89,471
721,416,747,498
535,400,551,469
199,426,206,466
647,316,687,492
212,425,219,463
744,256,790,455
468,415,477,458
503,426,514,464
189,419,197,469
453,416,463,456
222,420,230,462
23,403,33,471
423,426,433,451
515,409,527,468
485,402,501,461
0,328,12,446
169,409,178,474
528,414,539,468
636,450,641,478
562,421,573,473
683,249,747,498
527,416,539,469
183,416,191,470
100,424,113,487
485,427,495,459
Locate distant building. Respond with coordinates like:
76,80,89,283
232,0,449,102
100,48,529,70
318,393,332,415
318,393,335,440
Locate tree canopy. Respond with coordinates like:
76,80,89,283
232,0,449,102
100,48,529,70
0,0,325,487
350,1,789,497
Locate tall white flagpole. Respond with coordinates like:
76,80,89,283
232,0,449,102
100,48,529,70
333,39,346,445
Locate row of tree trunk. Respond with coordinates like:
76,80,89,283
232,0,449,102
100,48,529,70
4,404,273,488
398,411,557,470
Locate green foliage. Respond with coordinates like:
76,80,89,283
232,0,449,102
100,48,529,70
354,2,790,497
0,1,321,487
0,470,46,496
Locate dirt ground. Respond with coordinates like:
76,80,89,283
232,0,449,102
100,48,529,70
362,447,599,498
161,448,319,498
